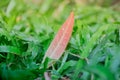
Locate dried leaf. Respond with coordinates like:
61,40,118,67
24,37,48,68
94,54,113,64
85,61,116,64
44,72,51,80
45,12,74,60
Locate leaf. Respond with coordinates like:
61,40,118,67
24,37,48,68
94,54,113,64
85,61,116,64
72,59,85,80
85,64,115,80
80,24,119,59
6,0,16,16
80,24,109,58
0,46,21,55
40,0,53,14
44,12,74,60
58,60,77,74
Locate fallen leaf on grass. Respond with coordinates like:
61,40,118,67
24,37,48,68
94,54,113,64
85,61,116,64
44,12,74,60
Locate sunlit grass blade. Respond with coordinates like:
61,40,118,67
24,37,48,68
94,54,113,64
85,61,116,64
0,46,21,55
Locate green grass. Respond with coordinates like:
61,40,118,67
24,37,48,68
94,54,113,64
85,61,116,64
0,0,120,80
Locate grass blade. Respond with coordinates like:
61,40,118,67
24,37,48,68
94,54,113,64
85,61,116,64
0,46,21,55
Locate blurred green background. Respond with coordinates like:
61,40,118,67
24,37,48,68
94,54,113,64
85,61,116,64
0,0,120,80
